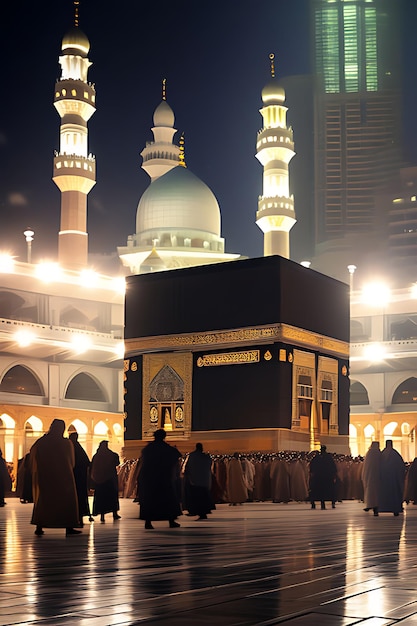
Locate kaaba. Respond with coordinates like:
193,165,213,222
123,256,350,457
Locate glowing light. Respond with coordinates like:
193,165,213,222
70,334,92,353
111,276,126,295
363,343,386,362
410,283,417,299
0,255,15,273
15,330,35,347
300,261,311,268
80,269,99,288
361,282,391,307
114,342,125,359
35,262,62,283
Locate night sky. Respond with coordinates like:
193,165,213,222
1,0,417,267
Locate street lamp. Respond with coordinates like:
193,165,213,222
347,264,357,293
23,228,34,263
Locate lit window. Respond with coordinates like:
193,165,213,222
71,89,77,96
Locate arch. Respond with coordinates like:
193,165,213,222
94,421,109,436
0,365,44,396
149,365,184,402
0,291,25,318
68,418,88,435
402,423,410,436
24,415,43,432
350,319,366,340
384,422,399,437
392,377,417,404
60,305,92,330
350,380,369,405
390,318,417,340
364,424,375,438
0,413,16,428
349,423,358,458
113,423,122,436
65,373,107,402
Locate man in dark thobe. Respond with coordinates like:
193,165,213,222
30,418,81,535
138,429,182,529
309,445,337,510
69,432,93,526
184,442,213,520
379,439,405,516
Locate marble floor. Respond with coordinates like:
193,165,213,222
1,498,417,625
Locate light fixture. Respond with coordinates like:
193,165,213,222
35,262,62,283
23,228,34,263
70,334,92,354
0,254,15,273
363,343,386,362
15,329,35,347
361,282,391,307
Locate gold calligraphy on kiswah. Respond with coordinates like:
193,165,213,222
197,350,260,367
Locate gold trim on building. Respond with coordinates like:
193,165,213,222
125,323,349,358
197,350,260,367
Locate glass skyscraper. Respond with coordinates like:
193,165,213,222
311,0,403,253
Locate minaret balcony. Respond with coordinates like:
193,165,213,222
53,154,96,192
54,80,96,120
256,134,294,152
257,196,294,213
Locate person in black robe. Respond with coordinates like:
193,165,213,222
309,445,337,510
184,443,213,520
379,439,405,516
91,441,121,522
69,432,94,526
137,429,182,529
0,449,11,507
16,454,33,503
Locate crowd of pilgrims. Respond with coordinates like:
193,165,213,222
116,447,417,508
8,435,417,521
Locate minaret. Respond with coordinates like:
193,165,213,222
52,1,96,269
140,79,180,182
255,54,296,259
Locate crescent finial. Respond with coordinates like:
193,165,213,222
269,53,275,79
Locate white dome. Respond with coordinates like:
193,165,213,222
153,100,175,128
136,166,221,236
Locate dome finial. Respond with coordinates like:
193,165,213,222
162,78,167,101
269,53,275,79
179,133,186,168
74,0,80,27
